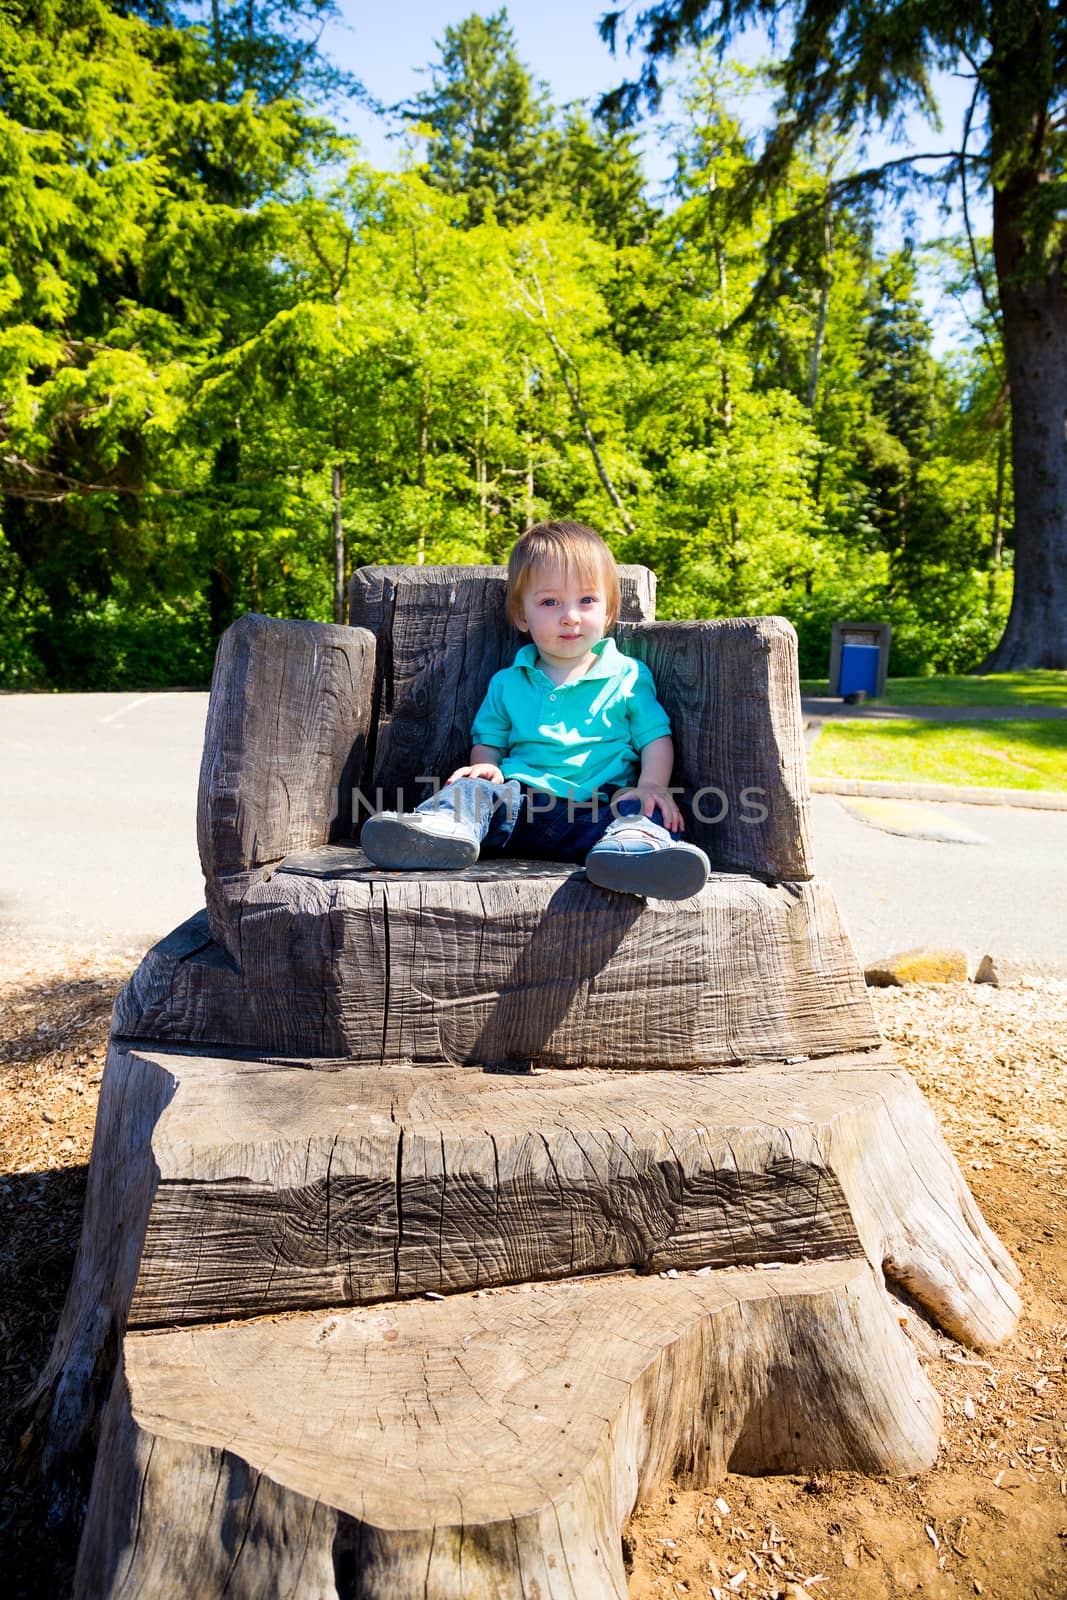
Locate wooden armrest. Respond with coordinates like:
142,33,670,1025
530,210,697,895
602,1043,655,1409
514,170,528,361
197,614,375,954
619,616,813,882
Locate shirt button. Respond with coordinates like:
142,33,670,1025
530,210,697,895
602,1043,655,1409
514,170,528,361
549,693,557,701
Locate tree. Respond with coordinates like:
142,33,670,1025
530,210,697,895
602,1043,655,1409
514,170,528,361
0,0,345,677
402,10,555,226
555,108,654,246
600,0,1067,668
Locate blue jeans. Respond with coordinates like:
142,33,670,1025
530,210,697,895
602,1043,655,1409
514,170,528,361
415,778,676,863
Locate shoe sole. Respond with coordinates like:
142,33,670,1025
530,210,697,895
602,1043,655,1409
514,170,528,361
585,845,709,900
361,817,479,871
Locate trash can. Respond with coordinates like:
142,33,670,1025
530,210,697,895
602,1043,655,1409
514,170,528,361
839,642,881,697
829,623,891,699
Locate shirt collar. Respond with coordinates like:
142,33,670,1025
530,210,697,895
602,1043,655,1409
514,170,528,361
514,635,621,683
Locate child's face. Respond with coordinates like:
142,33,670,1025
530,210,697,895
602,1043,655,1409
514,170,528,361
516,560,609,669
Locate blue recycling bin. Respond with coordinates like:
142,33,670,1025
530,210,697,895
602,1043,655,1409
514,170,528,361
838,643,881,698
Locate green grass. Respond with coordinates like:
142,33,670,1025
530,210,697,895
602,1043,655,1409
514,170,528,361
798,670,1067,707
808,718,1067,791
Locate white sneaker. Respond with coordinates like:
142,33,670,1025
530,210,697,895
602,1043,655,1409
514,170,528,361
360,811,480,870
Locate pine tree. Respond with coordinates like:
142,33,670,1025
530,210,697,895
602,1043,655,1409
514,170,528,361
555,108,653,246
403,10,555,227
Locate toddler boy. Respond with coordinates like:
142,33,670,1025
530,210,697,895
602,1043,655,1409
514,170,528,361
360,521,710,900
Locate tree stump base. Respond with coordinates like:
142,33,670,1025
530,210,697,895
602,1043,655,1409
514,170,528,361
77,1262,939,1600
25,1040,1020,1597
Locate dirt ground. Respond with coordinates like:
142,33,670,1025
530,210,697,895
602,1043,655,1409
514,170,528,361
1,941,1064,1600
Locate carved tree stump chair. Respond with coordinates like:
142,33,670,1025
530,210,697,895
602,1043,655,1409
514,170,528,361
28,565,1021,1600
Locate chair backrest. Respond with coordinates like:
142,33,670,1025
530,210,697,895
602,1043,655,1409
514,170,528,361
349,565,812,882
348,563,656,806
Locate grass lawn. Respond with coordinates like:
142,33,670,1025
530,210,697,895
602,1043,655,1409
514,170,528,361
807,718,1067,791
798,669,1067,707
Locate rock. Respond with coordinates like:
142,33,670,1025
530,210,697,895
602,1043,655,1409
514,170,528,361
865,948,969,986
974,953,1036,986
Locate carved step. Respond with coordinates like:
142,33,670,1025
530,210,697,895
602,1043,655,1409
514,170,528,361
26,1038,1020,1516
76,1261,942,1600
132,1044,1019,1343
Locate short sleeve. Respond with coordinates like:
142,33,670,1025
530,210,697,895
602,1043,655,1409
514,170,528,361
470,672,512,752
626,661,673,750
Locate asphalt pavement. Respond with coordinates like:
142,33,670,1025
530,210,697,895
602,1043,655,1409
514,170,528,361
2,691,1064,975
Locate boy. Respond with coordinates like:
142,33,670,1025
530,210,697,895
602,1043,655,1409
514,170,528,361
360,521,710,900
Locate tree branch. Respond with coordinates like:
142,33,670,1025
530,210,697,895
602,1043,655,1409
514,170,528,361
959,79,1002,334
507,256,637,537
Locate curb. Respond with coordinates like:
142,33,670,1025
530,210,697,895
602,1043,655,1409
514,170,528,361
809,776,1067,811
802,698,1067,722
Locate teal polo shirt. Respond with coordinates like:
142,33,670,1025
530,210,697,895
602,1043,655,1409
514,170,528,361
470,636,672,800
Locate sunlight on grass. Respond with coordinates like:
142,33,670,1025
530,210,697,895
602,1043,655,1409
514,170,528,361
808,719,1067,791
799,670,1067,707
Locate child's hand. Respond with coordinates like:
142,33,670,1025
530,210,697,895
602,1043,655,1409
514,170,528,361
617,784,684,833
447,762,505,785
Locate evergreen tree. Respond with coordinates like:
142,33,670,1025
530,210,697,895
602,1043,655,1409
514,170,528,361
555,108,654,246
0,0,342,679
403,10,555,226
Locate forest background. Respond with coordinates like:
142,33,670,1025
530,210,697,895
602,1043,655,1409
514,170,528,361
1,0,1019,688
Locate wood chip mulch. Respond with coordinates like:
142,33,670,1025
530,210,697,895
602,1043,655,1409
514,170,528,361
1,945,1065,1599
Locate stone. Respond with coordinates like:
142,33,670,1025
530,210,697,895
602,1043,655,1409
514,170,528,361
974,953,1037,986
864,947,970,986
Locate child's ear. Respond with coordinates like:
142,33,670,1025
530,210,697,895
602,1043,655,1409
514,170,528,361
515,617,529,632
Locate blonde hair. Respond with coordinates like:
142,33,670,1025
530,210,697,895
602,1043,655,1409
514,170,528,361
505,521,621,629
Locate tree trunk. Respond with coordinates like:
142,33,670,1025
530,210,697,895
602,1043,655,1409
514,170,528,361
991,421,1008,569
982,11,1067,670
806,191,834,411
331,464,345,625
415,397,429,565
982,259,1067,667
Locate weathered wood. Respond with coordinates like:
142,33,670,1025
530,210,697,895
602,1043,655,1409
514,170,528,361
128,1045,1018,1343
348,563,656,811
27,568,1025,1599
197,614,376,958
114,861,879,1065
619,617,812,881
76,1261,941,1600
25,1034,1019,1521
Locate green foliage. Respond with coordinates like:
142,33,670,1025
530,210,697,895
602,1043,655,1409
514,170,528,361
40,599,215,690
0,8,1025,687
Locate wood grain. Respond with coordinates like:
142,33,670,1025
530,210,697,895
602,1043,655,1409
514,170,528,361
76,1261,941,1599
618,617,812,881
197,614,376,958
114,862,879,1066
26,1033,1018,1504
31,571,1025,1596
116,1045,1019,1347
